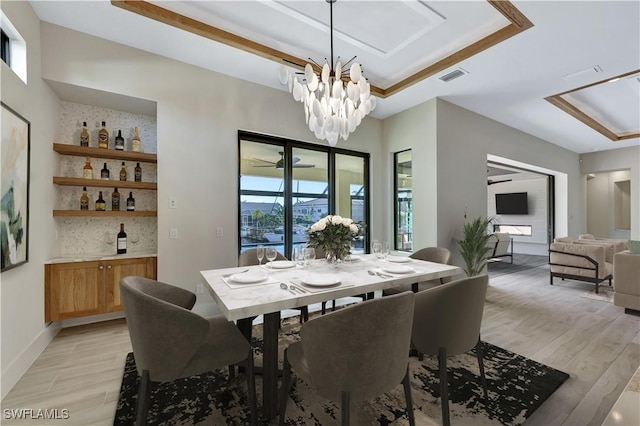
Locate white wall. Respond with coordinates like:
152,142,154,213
581,146,639,239
0,1,60,399
434,99,584,267
487,178,549,255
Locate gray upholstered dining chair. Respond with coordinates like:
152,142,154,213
120,276,256,426
279,291,416,426
383,246,453,296
411,274,489,426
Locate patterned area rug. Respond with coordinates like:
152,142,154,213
114,319,569,426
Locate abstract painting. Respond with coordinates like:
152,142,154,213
1,102,30,272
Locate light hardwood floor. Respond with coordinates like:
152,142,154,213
2,263,639,425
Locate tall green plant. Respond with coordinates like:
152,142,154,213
457,216,494,277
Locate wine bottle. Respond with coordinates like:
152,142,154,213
126,192,135,211
132,126,141,152
95,191,106,211
112,187,120,211
83,156,93,179
117,223,127,254
134,162,142,182
98,121,109,149
119,162,127,181
101,162,110,180
80,121,90,147
80,187,89,210
115,129,124,151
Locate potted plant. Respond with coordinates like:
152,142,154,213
457,216,494,277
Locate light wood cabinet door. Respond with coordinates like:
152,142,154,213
45,262,105,321
105,257,157,312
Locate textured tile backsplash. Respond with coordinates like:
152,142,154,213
55,101,158,256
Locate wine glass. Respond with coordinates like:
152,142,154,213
303,247,315,265
104,231,115,245
382,241,390,260
372,241,382,260
294,246,305,267
266,247,277,269
256,245,265,266
130,232,140,246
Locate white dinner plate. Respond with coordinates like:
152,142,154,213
382,265,415,274
229,270,268,284
301,274,341,287
386,255,412,263
268,260,296,269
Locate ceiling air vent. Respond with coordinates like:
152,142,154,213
439,68,468,83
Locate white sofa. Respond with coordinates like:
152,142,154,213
549,240,613,293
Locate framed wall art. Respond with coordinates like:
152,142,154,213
1,102,30,272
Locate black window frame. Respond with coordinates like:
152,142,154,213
1,28,10,67
238,131,370,260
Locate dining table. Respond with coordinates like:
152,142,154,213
200,253,462,420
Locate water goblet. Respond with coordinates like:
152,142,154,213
372,241,382,260
294,246,305,266
266,247,277,269
382,242,390,260
256,245,265,266
303,247,316,265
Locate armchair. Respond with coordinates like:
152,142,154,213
487,232,513,264
549,242,613,293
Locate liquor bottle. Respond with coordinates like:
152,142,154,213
115,130,124,151
134,162,142,182
112,187,120,211
119,162,127,181
117,223,127,254
83,156,93,179
95,191,106,211
80,187,89,210
80,122,90,147
126,192,135,211
101,162,110,180
132,126,141,152
98,121,109,149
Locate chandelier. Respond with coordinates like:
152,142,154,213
278,0,376,147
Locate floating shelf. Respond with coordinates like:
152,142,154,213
53,210,157,217
53,177,157,190
53,143,157,163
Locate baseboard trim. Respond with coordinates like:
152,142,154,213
1,323,61,400
60,311,125,328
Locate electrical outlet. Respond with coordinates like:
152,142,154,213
169,228,178,239
196,284,205,294
169,197,177,209
216,227,223,237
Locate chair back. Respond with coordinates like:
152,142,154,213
299,291,415,401
410,247,452,284
238,248,287,266
412,275,488,356
120,276,208,382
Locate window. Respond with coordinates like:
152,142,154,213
394,150,412,251
1,28,10,66
239,132,369,259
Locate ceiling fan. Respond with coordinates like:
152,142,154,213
252,152,315,169
487,179,513,186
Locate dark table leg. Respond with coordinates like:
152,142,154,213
262,311,281,420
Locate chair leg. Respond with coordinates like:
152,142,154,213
279,349,293,426
438,348,450,426
136,369,152,426
475,338,489,401
321,301,327,315
245,348,257,426
300,306,309,323
341,391,351,426
402,366,416,426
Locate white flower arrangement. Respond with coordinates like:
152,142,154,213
307,215,363,261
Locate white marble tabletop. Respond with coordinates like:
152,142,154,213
200,254,462,321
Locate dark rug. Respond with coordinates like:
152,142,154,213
488,254,549,278
114,320,569,426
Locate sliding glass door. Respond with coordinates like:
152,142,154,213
238,132,369,259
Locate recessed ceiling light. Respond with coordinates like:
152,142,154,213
562,65,602,81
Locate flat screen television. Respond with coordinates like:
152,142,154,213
495,192,528,215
